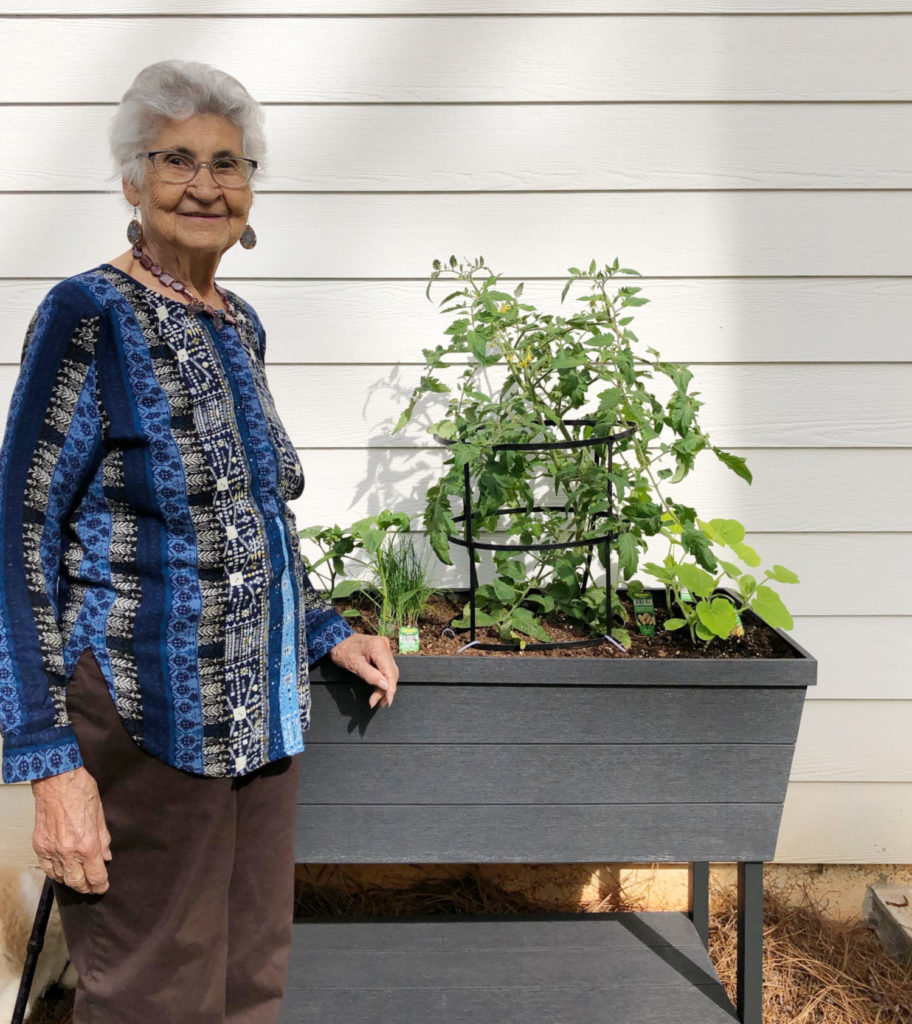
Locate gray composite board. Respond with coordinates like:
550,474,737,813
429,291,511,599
292,912,711,951
296,802,784,863
311,651,815,687
304,946,719,989
298,743,793,804
279,914,738,1024
307,683,807,744
278,986,738,1024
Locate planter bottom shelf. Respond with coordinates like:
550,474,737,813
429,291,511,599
278,911,738,1024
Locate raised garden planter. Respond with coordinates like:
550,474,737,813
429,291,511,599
283,624,816,1024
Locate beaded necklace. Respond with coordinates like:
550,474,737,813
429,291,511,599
132,245,236,330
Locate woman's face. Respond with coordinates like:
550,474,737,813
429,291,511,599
124,113,253,265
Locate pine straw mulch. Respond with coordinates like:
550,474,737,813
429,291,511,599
28,870,912,1024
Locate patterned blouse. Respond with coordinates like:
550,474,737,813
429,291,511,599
0,266,352,784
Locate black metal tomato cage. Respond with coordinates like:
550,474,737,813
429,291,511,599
444,420,637,652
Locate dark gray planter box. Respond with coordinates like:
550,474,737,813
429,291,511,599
283,623,816,1024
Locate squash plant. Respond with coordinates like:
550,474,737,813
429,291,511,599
394,256,798,647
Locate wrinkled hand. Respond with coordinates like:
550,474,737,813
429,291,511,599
32,766,112,894
329,633,399,709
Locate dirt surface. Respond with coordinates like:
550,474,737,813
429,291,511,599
338,591,800,660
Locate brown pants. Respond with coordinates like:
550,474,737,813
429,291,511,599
54,649,300,1024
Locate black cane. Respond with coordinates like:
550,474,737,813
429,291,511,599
10,876,55,1024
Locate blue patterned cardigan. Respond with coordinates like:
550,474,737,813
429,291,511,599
0,266,352,783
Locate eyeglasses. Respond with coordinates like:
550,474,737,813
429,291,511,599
143,150,258,188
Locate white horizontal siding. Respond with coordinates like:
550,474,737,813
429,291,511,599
789,618,910,701
791,702,912,782
1,363,910,448
5,103,912,192
4,193,912,279
3,16,912,102
6,3,912,13
1,6,910,867
776,783,912,862
291,448,912,532
3,278,911,365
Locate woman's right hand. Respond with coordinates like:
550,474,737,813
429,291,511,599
31,766,112,894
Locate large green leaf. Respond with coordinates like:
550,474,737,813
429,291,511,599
733,542,762,568
676,563,715,598
751,586,794,631
696,597,738,638
717,559,743,580
706,518,745,546
768,564,800,584
332,579,365,599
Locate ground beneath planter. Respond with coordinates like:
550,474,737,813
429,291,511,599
338,591,799,659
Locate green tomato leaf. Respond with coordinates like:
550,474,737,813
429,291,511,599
681,526,718,572
713,448,753,485
508,607,551,642
610,627,632,649
553,350,587,369
393,402,416,434
492,578,517,603
428,420,457,441
451,608,500,629
643,561,675,585
696,597,738,639
751,585,794,631
617,532,639,579
668,392,701,434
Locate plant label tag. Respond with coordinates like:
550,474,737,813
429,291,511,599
679,587,694,604
732,610,744,639
398,626,420,653
632,593,656,636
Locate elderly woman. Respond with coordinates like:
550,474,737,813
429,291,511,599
0,61,397,1023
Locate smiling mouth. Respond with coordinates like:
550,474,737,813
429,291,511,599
180,212,224,219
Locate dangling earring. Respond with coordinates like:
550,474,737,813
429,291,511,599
126,206,143,246
239,224,257,250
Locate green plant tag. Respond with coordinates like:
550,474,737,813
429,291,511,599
632,592,655,636
398,626,420,653
679,587,693,604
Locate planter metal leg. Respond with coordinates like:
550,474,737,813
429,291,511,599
737,861,764,1024
688,861,710,949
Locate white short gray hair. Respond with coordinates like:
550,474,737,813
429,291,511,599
110,61,266,188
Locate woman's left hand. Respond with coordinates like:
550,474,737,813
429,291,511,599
328,633,399,709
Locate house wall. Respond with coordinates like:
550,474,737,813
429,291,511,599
0,1,910,866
